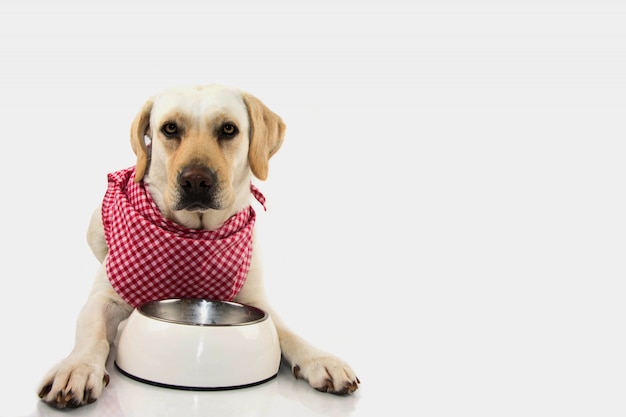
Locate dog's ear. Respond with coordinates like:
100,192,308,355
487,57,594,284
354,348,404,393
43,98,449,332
242,93,286,181
130,99,154,182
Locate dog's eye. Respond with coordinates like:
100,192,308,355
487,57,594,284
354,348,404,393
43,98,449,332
161,122,179,137
220,123,238,138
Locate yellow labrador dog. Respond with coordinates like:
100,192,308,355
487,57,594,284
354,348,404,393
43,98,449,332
38,84,359,408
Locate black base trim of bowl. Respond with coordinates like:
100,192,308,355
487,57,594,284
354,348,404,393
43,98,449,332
114,361,278,391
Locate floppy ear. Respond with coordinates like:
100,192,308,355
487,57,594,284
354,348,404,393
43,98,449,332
129,99,153,183
242,93,286,180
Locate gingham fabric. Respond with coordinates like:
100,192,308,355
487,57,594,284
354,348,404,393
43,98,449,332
102,166,265,308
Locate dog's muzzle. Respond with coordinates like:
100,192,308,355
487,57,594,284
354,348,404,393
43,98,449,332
176,166,220,211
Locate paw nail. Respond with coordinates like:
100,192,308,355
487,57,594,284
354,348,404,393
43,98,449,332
86,388,96,403
324,379,335,392
38,384,52,398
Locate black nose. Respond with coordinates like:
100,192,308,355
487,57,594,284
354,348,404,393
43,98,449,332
178,167,216,194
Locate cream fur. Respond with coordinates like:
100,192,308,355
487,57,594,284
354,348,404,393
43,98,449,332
37,84,359,409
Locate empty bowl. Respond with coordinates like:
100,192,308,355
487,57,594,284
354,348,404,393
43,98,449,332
115,299,281,390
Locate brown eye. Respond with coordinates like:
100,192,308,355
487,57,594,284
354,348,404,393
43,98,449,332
221,123,238,138
162,122,178,137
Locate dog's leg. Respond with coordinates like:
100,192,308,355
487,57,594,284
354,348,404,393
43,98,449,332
38,265,132,408
236,250,360,395
266,307,360,394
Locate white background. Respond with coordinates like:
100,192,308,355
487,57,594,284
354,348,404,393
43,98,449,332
1,0,625,416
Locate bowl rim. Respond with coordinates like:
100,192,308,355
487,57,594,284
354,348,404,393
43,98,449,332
136,298,269,327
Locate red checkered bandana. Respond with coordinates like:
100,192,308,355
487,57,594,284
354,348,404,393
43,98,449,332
102,166,265,308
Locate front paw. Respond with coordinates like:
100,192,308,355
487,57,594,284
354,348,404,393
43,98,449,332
38,358,110,408
292,356,360,395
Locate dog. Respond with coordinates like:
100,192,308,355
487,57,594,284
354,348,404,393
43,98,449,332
38,84,359,408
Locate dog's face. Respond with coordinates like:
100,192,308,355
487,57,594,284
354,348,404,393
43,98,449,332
129,85,285,229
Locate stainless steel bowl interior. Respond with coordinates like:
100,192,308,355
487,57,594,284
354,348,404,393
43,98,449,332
137,299,267,326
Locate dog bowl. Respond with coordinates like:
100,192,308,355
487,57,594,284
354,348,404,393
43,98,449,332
115,299,281,390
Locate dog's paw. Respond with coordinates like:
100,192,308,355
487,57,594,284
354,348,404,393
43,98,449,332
38,358,109,409
291,356,360,395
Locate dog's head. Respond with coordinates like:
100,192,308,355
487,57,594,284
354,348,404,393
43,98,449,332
129,85,285,228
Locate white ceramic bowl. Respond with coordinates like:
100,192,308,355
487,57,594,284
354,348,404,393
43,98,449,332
115,299,281,390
